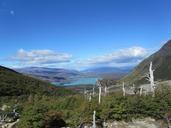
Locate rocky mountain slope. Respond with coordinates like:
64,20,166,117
123,40,171,84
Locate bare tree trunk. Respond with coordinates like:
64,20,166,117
140,87,143,96
89,93,92,102
104,85,107,96
149,62,155,97
145,62,156,97
96,80,102,104
93,87,95,97
99,85,102,104
93,111,96,128
122,82,126,97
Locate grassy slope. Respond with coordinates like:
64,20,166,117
0,66,75,96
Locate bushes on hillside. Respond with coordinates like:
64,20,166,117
10,84,171,127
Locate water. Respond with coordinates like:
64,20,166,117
53,77,99,86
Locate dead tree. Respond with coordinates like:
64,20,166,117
93,87,95,97
122,82,126,97
92,111,96,128
140,87,143,96
104,85,108,96
145,62,155,97
88,93,92,102
97,80,102,104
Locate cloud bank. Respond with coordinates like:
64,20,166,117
9,46,149,69
10,49,72,67
77,47,149,68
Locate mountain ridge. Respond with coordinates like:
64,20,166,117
83,66,133,79
15,66,133,82
0,65,74,96
14,67,82,83
122,40,171,84
83,66,133,73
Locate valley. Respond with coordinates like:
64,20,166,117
1,0,171,127
14,66,131,86
0,41,171,128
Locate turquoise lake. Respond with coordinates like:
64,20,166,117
53,77,99,86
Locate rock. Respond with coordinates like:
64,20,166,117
79,122,92,128
106,118,166,128
79,121,103,128
1,105,10,111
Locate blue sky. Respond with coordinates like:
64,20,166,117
0,0,171,69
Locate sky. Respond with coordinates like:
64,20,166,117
0,0,171,70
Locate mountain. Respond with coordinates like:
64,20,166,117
0,66,74,96
83,67,133,74
123,40,171,84
83,66,133,79
15,67,82,83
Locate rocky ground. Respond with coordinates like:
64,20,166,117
79,118,168,128
1,119,20,128
106,118,167,128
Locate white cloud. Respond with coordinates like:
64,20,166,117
10,49,72,67
8,46,150,69
76,46,149,68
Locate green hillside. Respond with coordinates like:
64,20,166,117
0,66,74,96
122,40,171,85
0,67,171,128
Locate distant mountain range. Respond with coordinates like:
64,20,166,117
83,66,133,79
14,67,82,83
123,40,171,84
14,66,133,84
2,40,171,96
14,39,171,86
0,66,74,96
